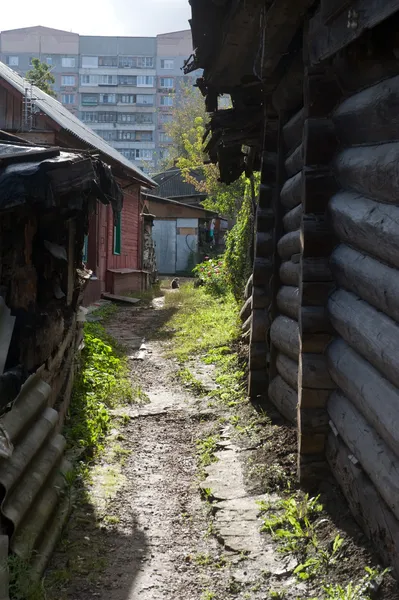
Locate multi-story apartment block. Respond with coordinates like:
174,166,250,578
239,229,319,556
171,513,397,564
0,26,201,173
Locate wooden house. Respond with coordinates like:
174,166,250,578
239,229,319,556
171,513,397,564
187,0,399,575
0,61,156,301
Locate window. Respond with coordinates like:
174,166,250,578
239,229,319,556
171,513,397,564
218,95,232,109
160,77,174,89
159,113,173,123
82,94,98,105
61,75,75,86
119,149,153,161
137,75,154,87
62,57,76,68
136,131,153,142
81,74,98,86
99,93,116,104
139,149,153,160
161,59,174,70
159,133,172,143
98,112,117,123
137,56,154,68
119,94,136,104
98,75,117,86
113,213,121,255
62,94,75,104
136,94,154,105
98,56,117,67
46,57,52,65
160,95,173,107
118,130,153,141
7,56,19,66
118,75,137,86
118,56,154,68
81,112,98,123
82,56,98,68
94,130,117,141
118,113,153,124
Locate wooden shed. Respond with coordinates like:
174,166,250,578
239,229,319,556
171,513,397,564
187,0,399,576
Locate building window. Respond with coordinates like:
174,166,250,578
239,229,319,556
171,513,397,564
82,56,98,68
113,213,121,255
161,59,174,70
81,74,98,86
137,75,154,87
82,94,98,105
81,112,98,123
7,56,19,66
119,94,136,104
94,130,117,141
62,94,75,104
159,113,173,123
118,75,136,86
159,132,172,143
118,56,154,68
137,56,154,68
136,131,153,141
160,77,174,89
61,75,76,86
118,112,153,124
160,95,173,107
98,75,117,86
98,56,117,67
137,94,154,105
99,93,116,104
46,57,53,65
62,57,76,68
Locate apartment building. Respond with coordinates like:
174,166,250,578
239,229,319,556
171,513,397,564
0,26,200,172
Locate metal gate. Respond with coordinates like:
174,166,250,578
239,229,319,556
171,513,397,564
152,220,177,274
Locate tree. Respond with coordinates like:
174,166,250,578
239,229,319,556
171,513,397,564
26,58,56,97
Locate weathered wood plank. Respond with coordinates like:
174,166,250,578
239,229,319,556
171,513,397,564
328,288,399,389
252,286,271,309
256,231,274,258
302,215,336,257
302,168,337,213
302,257,332,282
276,352,298,390
269,375,297,424
253,258,273,286
250,309,270,343
328,390,399,522
335,143,399,205
329,192,399,270
331,244,399,324
270,315,299,360
249,342,268,371
326,432,399,578
283,204,302,233
280,172,302,209
300,306,332,333
327,338,399,458
280,260,299,286
283,108,305,154
300,353,335,389
333,74,399,146
277,230,301,261
285,144,303,178
239,296,252,323
277,286,299,320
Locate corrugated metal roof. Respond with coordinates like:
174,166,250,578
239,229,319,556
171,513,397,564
0,61,155,187
0,373,72,588
152,167,205,199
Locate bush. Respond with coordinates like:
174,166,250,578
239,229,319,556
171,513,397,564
224,191,253,301
193,257,229,297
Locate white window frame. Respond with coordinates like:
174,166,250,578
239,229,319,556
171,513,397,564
161,59,174,70
61,75,75,86
7,56,19,66
62,57,76,68
98,74,117,86
137,75,154,87
160,77,174,89
62,93,75,105
137,94,154,105
160,95,173,107
99,93,116,104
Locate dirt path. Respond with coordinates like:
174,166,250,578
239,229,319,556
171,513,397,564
45,296,398,600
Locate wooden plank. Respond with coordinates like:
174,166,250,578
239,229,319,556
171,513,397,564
329,192,399,270
301,332,333,353
326,432,399,578
335,143,399,205
303,118,338,167
299,387,331,409
67,220,76,306
283,204,302,233
255,231,274,258
308,0,399,65
258,184,274,210
283,108,305,154
249,342,268,371
277,286,299,320
250,309,270,343
328,288,399,389
303,65,343,118
328,390,399,522
256,208,275,232
331,244,399,324
327,338,399,458
280,171,302,209
302,257,332,282
101,293,140,304
300,353,335,389
300,281,335,306
252,257,273,286
300,306,332,333
252,286,270,309
285,143,303,178
269,375,297,424
302,168,337,213
248,369,269,398
302,215,336,257
277,230,301,261
333,74,399,146
280,260,299,286
270,315,299,360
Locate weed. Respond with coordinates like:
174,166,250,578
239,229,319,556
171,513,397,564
177,367,208,395
8,555,46,600
269,590,286,599
201,487,214,502
323,567,390,600
197,435,220,469
102,515,120,525
294,534,345,581
194,553,213,566
202,591,216,600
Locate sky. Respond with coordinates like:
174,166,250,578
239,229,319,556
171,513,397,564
1,0,192,36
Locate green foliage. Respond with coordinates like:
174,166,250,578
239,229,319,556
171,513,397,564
193,257,229,297
197,434,220,468
322,567,391,600
177,367,207,395
8,555,46,600
26,57,56,97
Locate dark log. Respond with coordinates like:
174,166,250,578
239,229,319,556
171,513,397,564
300,353,335,389
302,257,332,282
249,342,268,371
300,306,332,333
303,118,338,167
252,286,270,309
257,208,275,232
302,215,336,258
268,376,297,424
328,288,399,389
308,0,399,66
272,53,304,113
331,244,399,324
280,260,299,286
239,296,252,323
250,309,270,343
276,353,298,390
256,231,274,258
302,168,338,214
277,230,301,261
242,314,252,334
280,172,302,209
329,192,399,270
277,286,299,320
285,144,303,178
253,258,273,286
283,108,305,154
335,143,399,205
327,338,399,458
300,281,335,306
303,65,343,118
283,204,302,233
258,184,274,210
244,274,253,300
333,49,399,97
326,432,399,578
333,74,399,146
270,315,299,360
248,369,269,399
328,390,399,522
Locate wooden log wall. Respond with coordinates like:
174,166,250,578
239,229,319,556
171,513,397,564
323,47,399,576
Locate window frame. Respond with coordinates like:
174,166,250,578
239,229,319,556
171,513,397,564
161,59,174,70
61,57,76,68
61,93,75,105
7,55,19,66
61,75,76,87
113,212,122,255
